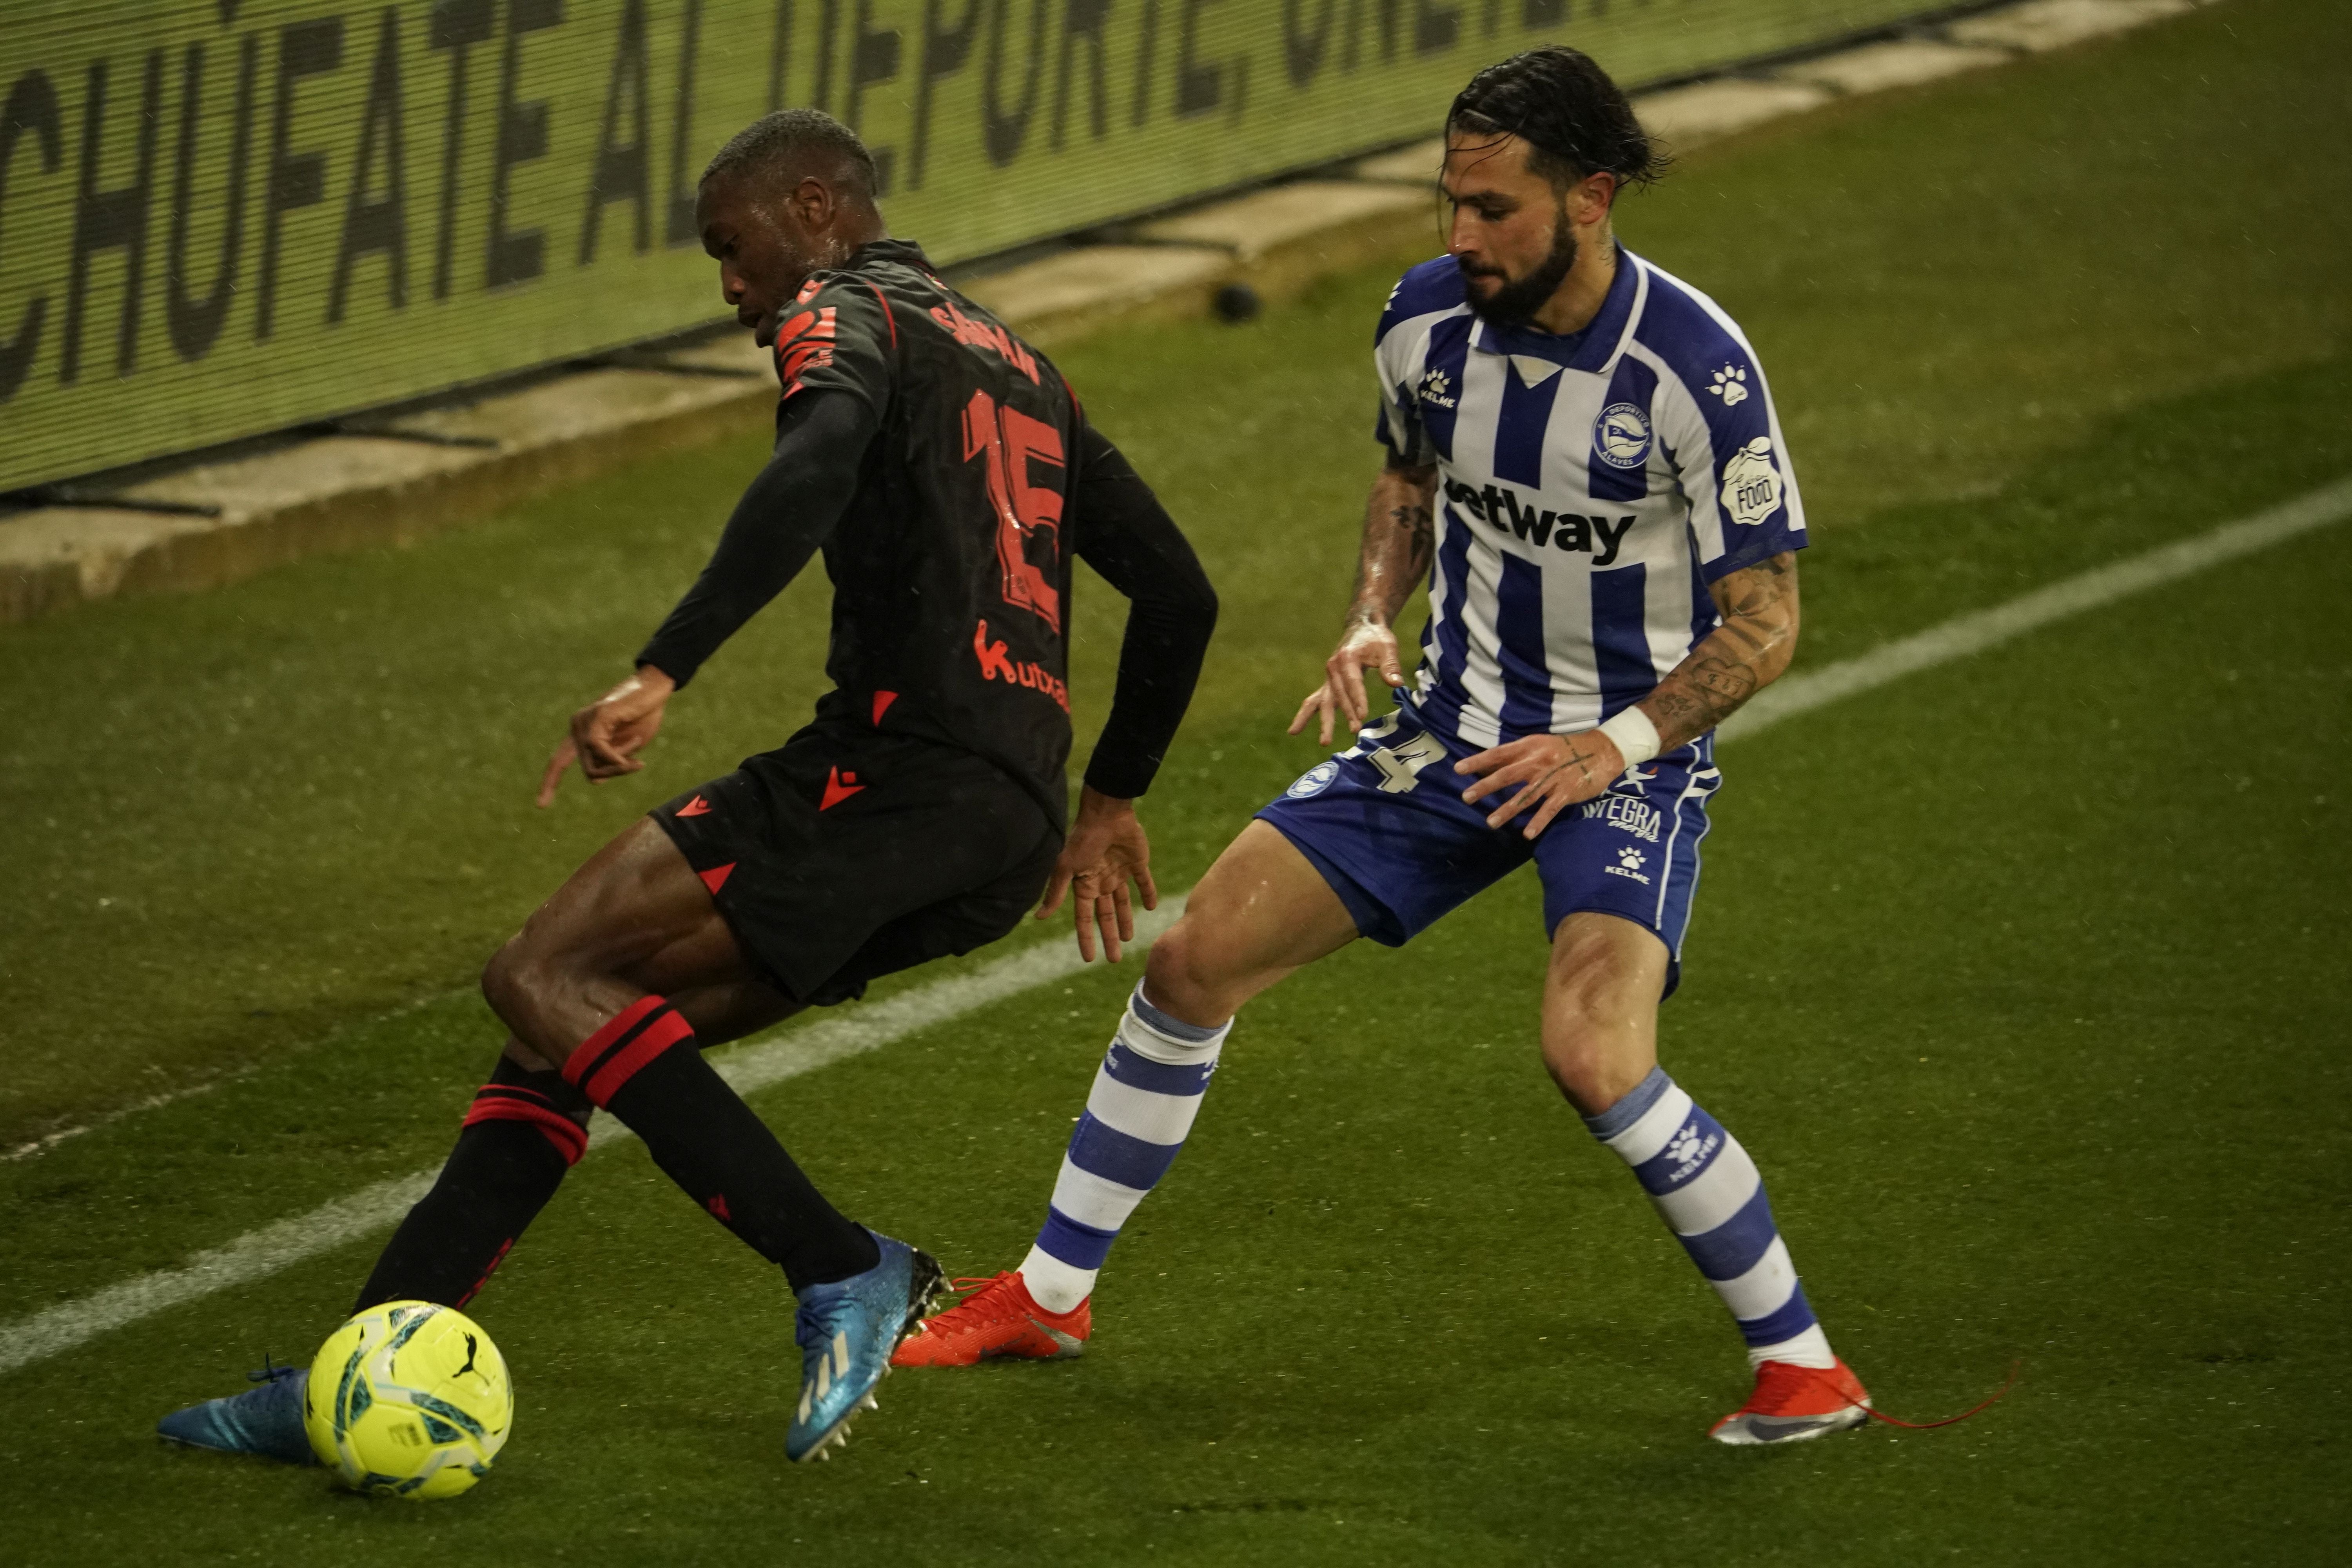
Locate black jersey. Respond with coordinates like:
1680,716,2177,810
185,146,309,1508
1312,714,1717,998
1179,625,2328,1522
639,239,1216,828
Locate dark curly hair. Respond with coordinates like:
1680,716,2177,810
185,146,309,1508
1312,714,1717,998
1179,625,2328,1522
702,108,878,198
1447,46,1669,193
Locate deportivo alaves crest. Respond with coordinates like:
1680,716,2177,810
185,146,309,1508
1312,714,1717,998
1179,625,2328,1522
1593,401,1654,469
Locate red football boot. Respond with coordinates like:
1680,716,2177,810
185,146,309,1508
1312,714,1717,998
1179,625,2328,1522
889,1272,1090,1367
1709,1357,1872,1445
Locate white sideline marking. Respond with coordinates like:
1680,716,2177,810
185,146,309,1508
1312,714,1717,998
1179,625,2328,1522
1721,475,2352,742
0,899,1183,1379
7,474,2350,1377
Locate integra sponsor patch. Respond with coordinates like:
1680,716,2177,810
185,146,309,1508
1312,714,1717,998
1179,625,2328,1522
1580,793,1664,842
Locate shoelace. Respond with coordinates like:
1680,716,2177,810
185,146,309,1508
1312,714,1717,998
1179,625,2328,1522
1747,1357,2021,1431
919,1274,1028,1330
246,1356,299,1385
793,1295,858,1356
1744,1357,2020,1432
1844,1359,2024,1431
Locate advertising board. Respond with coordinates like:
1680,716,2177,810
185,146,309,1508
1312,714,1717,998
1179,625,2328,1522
0,1,1947,492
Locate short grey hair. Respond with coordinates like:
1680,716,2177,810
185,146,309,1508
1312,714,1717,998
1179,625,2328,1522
701,109,878,198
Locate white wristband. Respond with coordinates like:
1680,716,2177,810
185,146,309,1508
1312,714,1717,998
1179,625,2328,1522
1596,706,1661,767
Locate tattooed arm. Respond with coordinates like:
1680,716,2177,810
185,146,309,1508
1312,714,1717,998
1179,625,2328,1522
1288,454,1440,746
1643,552,1802,748
1456,552,1802,837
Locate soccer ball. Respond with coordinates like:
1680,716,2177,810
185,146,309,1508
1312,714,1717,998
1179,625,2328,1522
302,1300,513,1499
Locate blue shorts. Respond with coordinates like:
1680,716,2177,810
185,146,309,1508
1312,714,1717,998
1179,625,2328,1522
1254,708,1720,998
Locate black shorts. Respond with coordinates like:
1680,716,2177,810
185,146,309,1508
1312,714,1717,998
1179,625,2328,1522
651,724,1061,1007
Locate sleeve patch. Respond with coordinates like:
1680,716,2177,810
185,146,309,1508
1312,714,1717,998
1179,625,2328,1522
1719,437,1783,527
774,307,838,394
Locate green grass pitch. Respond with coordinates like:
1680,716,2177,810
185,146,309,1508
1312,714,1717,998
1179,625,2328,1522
2,0,2348,1559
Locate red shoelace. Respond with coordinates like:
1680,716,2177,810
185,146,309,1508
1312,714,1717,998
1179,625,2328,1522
922,1274,1033,1325
1838,1358,2025,1431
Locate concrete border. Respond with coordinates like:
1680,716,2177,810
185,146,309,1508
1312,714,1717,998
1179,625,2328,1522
0,0,2211,625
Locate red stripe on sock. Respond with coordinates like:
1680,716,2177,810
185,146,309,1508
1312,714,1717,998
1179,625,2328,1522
561,995,666,1088
470,1083,552,1108
461,1096,590,1165
455,1236,515,1309
582,1006,695,1107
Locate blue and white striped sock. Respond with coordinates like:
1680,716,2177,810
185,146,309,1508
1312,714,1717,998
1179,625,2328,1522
1018,985,1228,1315
1585,1067,1837,1370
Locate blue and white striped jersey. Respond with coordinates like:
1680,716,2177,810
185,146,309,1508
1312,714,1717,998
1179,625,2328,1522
1375,247,1806,752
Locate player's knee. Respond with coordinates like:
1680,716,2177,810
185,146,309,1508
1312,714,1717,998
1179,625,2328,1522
1141,923,1203,1010
481,930,568,1032
1539,961,1658,1115
1540,1029,1648,1116
1141,919,1234,1026
479,936,530,1027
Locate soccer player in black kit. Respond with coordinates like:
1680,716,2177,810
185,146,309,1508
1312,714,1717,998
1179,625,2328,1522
156,110,1217,1468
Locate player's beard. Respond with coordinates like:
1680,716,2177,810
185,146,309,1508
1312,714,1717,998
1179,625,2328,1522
1461,215,1577,330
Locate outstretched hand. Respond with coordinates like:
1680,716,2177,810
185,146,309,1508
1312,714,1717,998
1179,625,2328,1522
1289,619,1405,747
1037,786,1158,962
1455,730,1626,839
535,666,678,808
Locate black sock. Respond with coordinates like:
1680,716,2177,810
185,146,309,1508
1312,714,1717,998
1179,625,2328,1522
561,995,879,1292
355,1058,592,1312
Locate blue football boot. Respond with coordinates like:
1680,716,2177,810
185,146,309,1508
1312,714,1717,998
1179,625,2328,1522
786,1229,944,1463
156,1361,319,1465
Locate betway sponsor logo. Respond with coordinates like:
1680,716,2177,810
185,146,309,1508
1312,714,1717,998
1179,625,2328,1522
974,619,1070,713
1446,479,1636,566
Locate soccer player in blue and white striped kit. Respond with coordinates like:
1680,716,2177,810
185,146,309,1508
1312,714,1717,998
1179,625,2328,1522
899,45,1870,1444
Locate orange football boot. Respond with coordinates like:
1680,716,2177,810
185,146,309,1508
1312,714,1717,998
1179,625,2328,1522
1710,1357,1872,1445
889,1272,1089,1367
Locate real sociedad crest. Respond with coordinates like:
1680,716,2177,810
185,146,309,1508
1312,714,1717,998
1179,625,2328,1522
1593,402,1652,470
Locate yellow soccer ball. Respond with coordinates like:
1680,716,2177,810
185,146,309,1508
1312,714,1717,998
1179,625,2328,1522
303,1300,513,1499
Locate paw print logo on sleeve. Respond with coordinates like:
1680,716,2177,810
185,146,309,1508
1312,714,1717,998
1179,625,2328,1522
1708,365,1749,407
